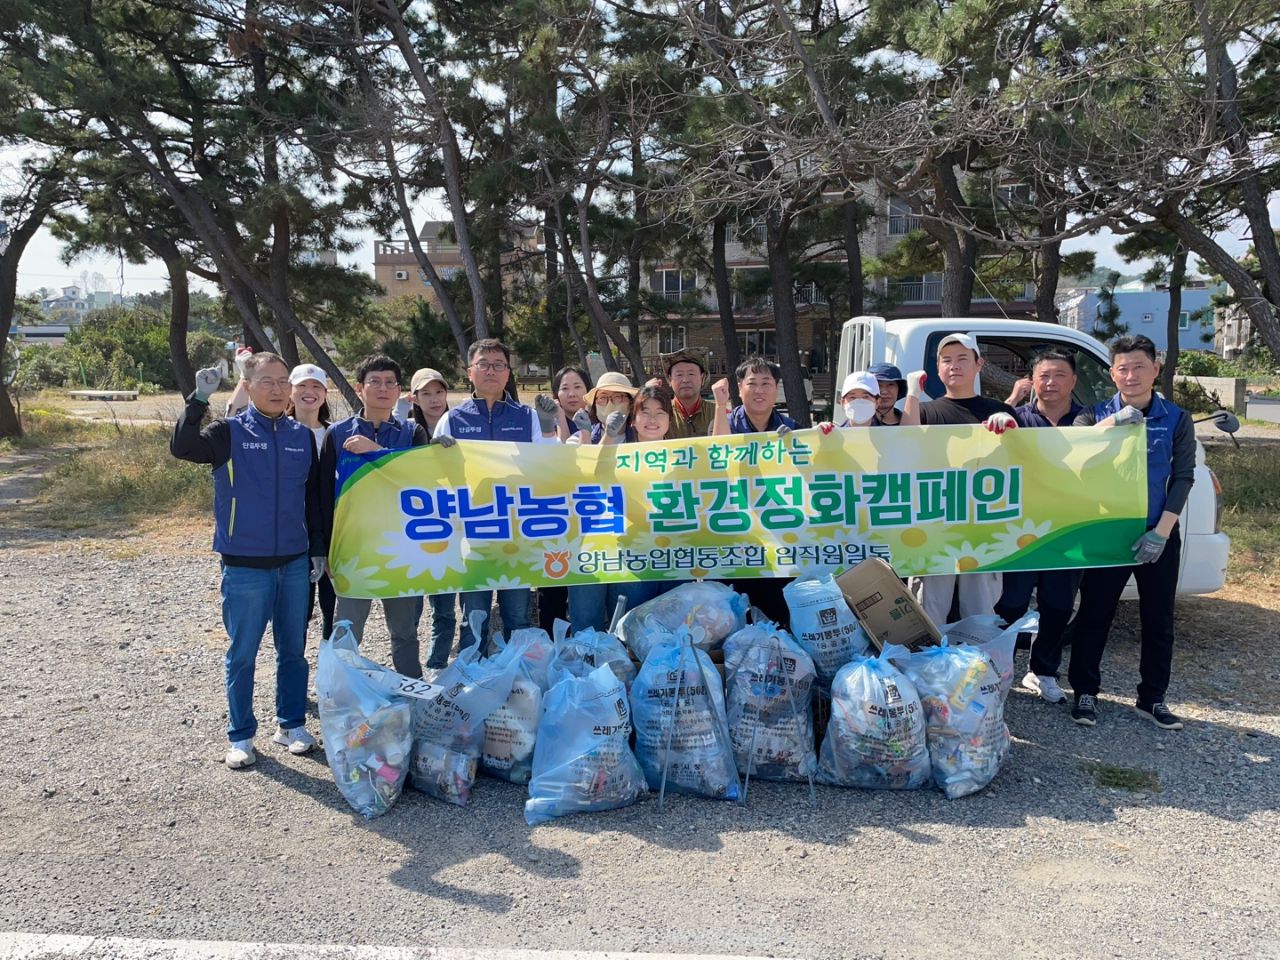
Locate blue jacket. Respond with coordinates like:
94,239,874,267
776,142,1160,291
728,405,797,434
440,396,540,442
1091,393,1188,526
320,414,427,548
211,407,315,557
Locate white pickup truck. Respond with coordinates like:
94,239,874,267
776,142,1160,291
836,314,1229,596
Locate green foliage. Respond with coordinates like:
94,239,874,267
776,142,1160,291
63,306,173,389
333,297,461,382
14,344,73,390
1092,272,1128,342
1171,378,1221,414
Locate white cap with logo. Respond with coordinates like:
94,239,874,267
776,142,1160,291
937,333,981,356
288,363,329,386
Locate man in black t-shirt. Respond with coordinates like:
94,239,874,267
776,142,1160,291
910,333,1019,626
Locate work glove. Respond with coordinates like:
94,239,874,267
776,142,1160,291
194,367,222,403
818,421,835,435
1114,405,1144,426
605,410,628,438
776,424,792,437
906,370,928,400
310,557,326,584
1131,530,1168,564
572,408,593,433
433,434,457,448
984,412,1018,435
534,393,558,433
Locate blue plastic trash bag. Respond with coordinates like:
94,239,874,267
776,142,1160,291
902,642,1010,799
316,622,427,819
722,621,817,782
817,649,931,790
524,663,648,826
549,620,637,693
631,628,741,801
482,629,556,784
617,581,748,662
411,614,523,805
783,574,870,684
940,612,1038,700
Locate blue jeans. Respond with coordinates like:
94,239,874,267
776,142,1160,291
220,555,310,743
568,581,664,634
426,593,458,669
459,588,531,655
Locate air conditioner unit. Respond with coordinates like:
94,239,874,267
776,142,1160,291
393,270,409,281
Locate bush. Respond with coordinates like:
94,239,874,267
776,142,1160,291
1172,378,1221,414
14,344,73,390
1176,351,1233,377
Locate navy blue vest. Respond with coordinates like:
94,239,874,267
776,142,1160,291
1092,393,1186,526
445,397,537,442
728,405,797,434
212,407,313,556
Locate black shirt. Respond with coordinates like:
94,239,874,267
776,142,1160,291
919,395,1017,426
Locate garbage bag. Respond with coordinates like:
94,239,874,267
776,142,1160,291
481,630,555,784
783,574,870,684
316,622,422,819
631,627,740,801
524,663,648,826
548,621,637,693
901,642,1010,799
410,614,522,805
617,581,748,662
817,649,931,790
722,621,817,782
940,613,1038,700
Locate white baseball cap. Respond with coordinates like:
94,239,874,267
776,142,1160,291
288,363,329,386
840,371,880,398
937,333,981,356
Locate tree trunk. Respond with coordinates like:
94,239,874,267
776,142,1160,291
1163,246,1187,398
626,136,646,365
929,160,977,318
1035,210,1067,324
165,255,195,396
766,215,811,427
1161,209,1280,358
278,326,300,368
572,195,646,378
841,199,864,317
711,218,741,404
559,223,590,370
543,207,564,373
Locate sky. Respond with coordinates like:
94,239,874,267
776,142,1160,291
14,194,1280,301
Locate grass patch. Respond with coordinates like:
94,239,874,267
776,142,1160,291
1206,441,1280,581
0,409,117,453
1080,761,1162,793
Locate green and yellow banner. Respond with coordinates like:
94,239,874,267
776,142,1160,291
328,425,1148,599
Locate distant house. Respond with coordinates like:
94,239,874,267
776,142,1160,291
1058,278,1222,353
40,285,89,318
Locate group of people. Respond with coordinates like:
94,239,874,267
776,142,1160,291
172,329,1193,770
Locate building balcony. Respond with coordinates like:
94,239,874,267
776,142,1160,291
374,238,462,266
887,214,922,236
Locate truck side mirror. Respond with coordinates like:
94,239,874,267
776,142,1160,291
1207,409,1240,434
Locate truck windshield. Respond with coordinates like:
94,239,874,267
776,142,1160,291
929,335,1114,409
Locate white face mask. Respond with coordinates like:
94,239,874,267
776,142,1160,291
844,399,877,424
596,401,629,422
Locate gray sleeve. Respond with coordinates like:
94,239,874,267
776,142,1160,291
1072,408,1098,427
1163,411,1197,517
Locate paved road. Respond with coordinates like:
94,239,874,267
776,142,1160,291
1248,396,1280,424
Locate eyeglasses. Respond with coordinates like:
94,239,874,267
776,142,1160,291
362,377,400,389
251,378,290,390
471,361,509,373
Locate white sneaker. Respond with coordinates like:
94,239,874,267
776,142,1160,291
1021,671,1067,704
225,739,257,769
272,725,317,755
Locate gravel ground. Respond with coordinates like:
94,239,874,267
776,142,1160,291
1,508,1278,958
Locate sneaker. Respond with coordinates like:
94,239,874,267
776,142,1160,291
272,725,317,755
1072,694,1098,727
1021,671,1067,705
225,739,256,769
1135,701,1184,730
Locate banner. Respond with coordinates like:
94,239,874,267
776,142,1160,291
328,425,1148,599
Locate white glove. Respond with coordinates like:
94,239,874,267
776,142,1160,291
906,370,928,401
984,412,1018,435
534,393,558,433
1114,405,1144,426
572,409,593,433
194,367,222,403
310,558,326,583
605,410,628,438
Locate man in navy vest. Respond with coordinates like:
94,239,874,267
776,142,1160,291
172,352,324,769
433,338,561,652
1068,335,1195,730
320,355,430,677
997,347,1085,707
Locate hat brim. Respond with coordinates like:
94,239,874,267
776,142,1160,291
583,384,639,406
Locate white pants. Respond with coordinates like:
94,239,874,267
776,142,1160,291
908,573,1003,628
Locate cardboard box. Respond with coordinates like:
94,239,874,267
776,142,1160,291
835,557,942,652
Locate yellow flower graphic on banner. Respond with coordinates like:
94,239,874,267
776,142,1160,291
926,540,1002,575
329,556,389,595
376,530,469,581
481,574,531,591
990,518,1053,558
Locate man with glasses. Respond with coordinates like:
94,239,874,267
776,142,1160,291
172,352,325,769
320,354,430,677
433,339,560,652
